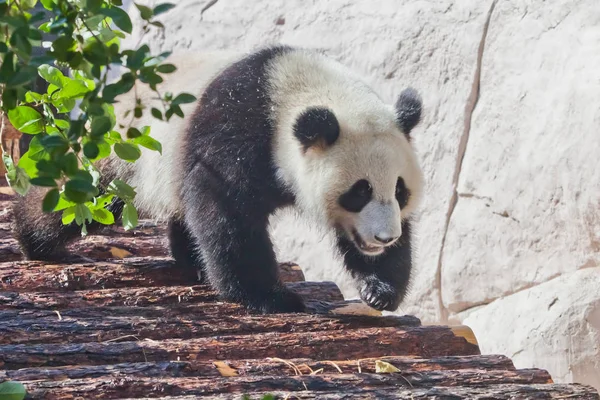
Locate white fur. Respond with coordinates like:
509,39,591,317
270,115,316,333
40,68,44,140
267,50,423,252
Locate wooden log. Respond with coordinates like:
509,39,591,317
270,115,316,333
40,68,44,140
0,326,479,369
0,257,306,292
15,371,566,400
69,235,168,259
0,311,420,345
114,384,600,400
0,282,343,313
0,257,194,291
1,355,515,382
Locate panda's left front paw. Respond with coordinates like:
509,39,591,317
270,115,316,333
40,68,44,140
359,276,402,312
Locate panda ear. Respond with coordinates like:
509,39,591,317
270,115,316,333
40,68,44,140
293,107,340,151
395,87,422,139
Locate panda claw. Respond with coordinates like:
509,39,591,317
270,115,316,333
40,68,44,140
359,276,402,312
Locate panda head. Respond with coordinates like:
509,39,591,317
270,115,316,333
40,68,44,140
291,88,424,257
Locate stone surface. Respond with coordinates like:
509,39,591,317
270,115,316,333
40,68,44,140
117,0,600,390
441,0,600,314
461,268,600,391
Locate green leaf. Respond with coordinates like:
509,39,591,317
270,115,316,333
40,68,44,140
64,179,98,203
24,90,44,103
91,116,111,137
126,45,150,70
4,163,31,196
114,142,141,162
132,135,162,154
7,106,44,134
0,51,15,84
83,142,99,159
126,127,142,138
35,159,61,179
40,0,55,9
107,179,136,200
62,206,76,224
84,0,103,13
38,64,65,87
90,193,115,209
156,63,176,74
16,151,39,179
95,141,111,160
57,155,77,177
74,203,93,225
7,65,37,87
150,107,162,120
0,380,27,400
91,207,115,225
30,176,57,187
99,6,132,34
82,39,108,65
135,3,153,20
2,88,18,110
54,194,77,212
67,119,85,140
122,202,138,230
42,188,60,212
171,92,197,106
57,79,90,99
40,135,69,155
153,3,176,15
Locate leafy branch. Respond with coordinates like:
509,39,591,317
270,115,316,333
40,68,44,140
0,0,196,233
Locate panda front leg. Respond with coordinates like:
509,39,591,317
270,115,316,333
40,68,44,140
337,220,413,312
167,218,208,283
181,180,306,314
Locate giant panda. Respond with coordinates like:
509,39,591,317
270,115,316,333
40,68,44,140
12,45,425,314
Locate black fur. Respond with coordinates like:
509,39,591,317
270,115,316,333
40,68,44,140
338,179,372,213
12,170,124,262
395,87,422,138
337,219,413,311
167,218,207,283
178,45,305,313
293,107,340,151
395,177,411,210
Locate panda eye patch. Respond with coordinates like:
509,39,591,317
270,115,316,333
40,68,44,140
396,177,411,209
339,179,372,212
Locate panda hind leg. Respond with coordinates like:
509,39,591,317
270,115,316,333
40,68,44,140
12,186,122,262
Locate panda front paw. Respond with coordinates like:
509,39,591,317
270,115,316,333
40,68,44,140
243,287,307,314
359,276,402,312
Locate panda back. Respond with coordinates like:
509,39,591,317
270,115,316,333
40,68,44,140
109,51,242,220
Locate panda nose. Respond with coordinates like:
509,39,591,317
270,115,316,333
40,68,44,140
374,235,398,245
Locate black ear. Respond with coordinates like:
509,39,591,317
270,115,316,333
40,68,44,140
293,107,340,151
395,87,422,138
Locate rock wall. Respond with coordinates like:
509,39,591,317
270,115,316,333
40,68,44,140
120,0,600,390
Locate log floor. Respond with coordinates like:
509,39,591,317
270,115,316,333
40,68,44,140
0,184,598,399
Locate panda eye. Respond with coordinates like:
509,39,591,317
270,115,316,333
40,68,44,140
396,177,411,209
338,179,372,213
